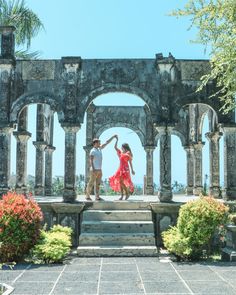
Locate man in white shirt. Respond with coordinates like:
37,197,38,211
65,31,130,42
86,135,116,201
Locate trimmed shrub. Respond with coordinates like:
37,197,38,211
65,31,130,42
162,196,229,260
31,225,72,263
0,192,43,262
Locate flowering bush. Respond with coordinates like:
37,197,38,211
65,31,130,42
162,196,229,260
0,192,43,262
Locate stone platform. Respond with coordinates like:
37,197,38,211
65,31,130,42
35,194,198,255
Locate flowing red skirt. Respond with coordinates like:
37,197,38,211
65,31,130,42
109,168,134,193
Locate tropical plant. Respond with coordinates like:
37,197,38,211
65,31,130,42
0,192,43,262
172,0,236,113
162,196,229,260
0,0,44,58
31,225,72,263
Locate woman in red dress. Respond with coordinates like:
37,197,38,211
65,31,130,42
109,136,135,200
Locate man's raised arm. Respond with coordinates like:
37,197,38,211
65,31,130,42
100,135,116,149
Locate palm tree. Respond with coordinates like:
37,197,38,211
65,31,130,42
0,0,44,58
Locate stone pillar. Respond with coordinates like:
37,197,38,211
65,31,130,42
157,127,172,202
83,145,92,187
13,131,31,193
193,141,204,195
223,127,236,200
184,146,194,195
144,146,155,195
33,141,47,195
0,26,15,59
0,127,12,195
44,145,56,196
63,125,80,202
205,131,222,198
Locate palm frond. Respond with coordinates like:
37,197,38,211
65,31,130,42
0,0,44,48
15,49,41,59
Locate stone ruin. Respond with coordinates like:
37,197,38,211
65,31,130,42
0,26,236,203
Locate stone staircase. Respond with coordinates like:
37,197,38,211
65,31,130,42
77,207,158,256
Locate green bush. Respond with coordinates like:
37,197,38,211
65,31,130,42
31,225,72,263
0,192,43,262
162,196,229,260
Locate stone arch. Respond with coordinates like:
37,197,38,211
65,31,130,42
10,92,64,124
171,129,187,147
198,104,218,135
96,123,145,146
154,128,186,147
80,84,156,123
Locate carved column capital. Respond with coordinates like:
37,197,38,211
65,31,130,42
155,125,174,136
205,131,223,143
0,126,14,134
192,141,205,151
33,141,47,151
62,124,81,134
221,126,236,134
13,131,31,143
83,145,92,152
184,145,194,153
144,145,155,153
45,145,56,153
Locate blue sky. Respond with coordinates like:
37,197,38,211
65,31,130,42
11,0,224,187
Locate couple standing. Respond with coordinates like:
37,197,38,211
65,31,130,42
85,135,135,201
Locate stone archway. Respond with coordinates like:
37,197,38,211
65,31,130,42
83,102,156,195
1,26,236,201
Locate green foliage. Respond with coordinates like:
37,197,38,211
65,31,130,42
172,0,236,113
0,192,43,262
162,196,229,260
31,225,72,263
0,0,44,58
172,181,186,194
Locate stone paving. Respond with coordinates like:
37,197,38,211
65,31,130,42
1,257,236,295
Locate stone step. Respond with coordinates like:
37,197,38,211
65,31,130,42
83,201,154,210
77,246,158,257
81,221,154,233
79,233,156,246
82,210,152,221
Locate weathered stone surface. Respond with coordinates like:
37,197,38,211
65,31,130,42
0,26,236,201
22,60,55,80
78,207,157,256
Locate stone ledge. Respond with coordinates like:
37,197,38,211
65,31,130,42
150,202,182,213
39,202,85,213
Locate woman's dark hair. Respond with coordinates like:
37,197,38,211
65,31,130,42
122,143,133,157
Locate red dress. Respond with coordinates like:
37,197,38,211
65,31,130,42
109,149,134,193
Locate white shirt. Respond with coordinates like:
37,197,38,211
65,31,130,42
90,147,102,170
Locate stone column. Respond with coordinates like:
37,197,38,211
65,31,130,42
157,127,172,202
184,146,194,195
144,146,155,195
13,131,31,193
63,125,80,202
44,145,56,196
0,26,15,59
223,127,236,200
83,145,92,187
193,141,204,195
205,131,222,198
33,141,47,195
0,127,12,195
